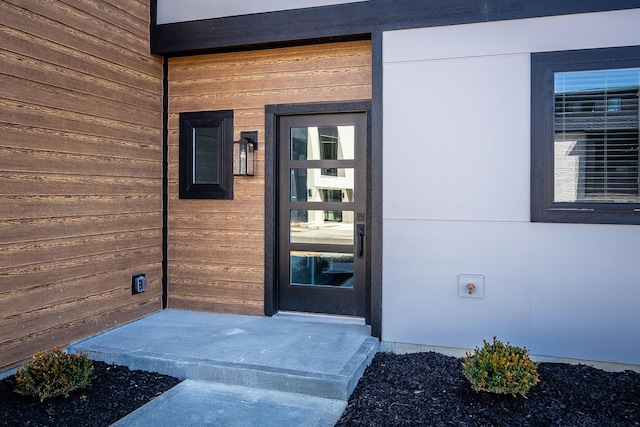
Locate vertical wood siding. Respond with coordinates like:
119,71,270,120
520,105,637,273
167,41,372,314
0,0,164,371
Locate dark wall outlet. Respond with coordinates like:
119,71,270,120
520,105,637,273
132,274,147,294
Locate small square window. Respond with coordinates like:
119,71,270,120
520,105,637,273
531,47,640,224
179,111,234,199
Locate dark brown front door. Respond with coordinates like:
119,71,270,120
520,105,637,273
277,112,367,317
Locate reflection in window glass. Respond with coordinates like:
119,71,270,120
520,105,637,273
322,189,343,222
290,251,354,287
554,68,639,203
290,168,354,202
320,126,339,176
290,127,308,161
290,210,354,245
290,125,355,161
193,127,221,184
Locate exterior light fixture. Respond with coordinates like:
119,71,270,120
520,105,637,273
234,131,258,176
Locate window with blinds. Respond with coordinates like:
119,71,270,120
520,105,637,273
531,46,640,224
554,68,639,203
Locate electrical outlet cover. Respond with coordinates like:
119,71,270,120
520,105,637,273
132,274,147,294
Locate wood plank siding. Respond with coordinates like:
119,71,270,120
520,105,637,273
167,41,372,314
0,0,163,371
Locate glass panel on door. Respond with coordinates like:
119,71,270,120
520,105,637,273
290,126,355,161
290,210,354,245
290,251,354,288
290,169,355,202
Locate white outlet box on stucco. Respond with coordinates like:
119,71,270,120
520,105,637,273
458,274,484,298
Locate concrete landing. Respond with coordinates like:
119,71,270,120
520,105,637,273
70,309,378,426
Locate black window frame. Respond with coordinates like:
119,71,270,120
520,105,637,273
531,46,640,225
179,110,234,199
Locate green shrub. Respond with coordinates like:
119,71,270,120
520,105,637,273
462,337,539,397
14,346,94,402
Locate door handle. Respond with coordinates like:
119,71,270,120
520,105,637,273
357,224,365,258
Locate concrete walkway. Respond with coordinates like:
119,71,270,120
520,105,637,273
70,309,379,426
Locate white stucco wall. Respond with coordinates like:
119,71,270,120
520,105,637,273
382,9,640,365
156,0,367,24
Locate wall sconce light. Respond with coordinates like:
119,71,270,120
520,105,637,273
234,131,258,176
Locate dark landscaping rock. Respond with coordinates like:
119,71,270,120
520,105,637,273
0,361,180,427
336,352,640,427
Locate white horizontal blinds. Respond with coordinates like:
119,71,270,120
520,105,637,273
554,68,640,203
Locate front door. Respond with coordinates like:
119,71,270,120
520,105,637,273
277,112,367,317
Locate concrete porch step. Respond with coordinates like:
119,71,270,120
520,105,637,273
111,380,347,427
70,309,379,401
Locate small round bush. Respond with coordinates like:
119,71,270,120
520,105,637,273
15,346,94,402
462,337,539,397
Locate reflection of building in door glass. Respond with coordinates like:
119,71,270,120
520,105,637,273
289,124,357,244
290,210,354,245
290,252,354,288
320,126,339,176
323,189,343,221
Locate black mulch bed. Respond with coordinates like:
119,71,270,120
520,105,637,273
1,353,638,427
337,352,640,427
0,361,181,427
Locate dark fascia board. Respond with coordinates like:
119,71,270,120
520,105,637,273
151,1,373,55
151,0,640,56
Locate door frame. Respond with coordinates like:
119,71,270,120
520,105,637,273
265,101,373,324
